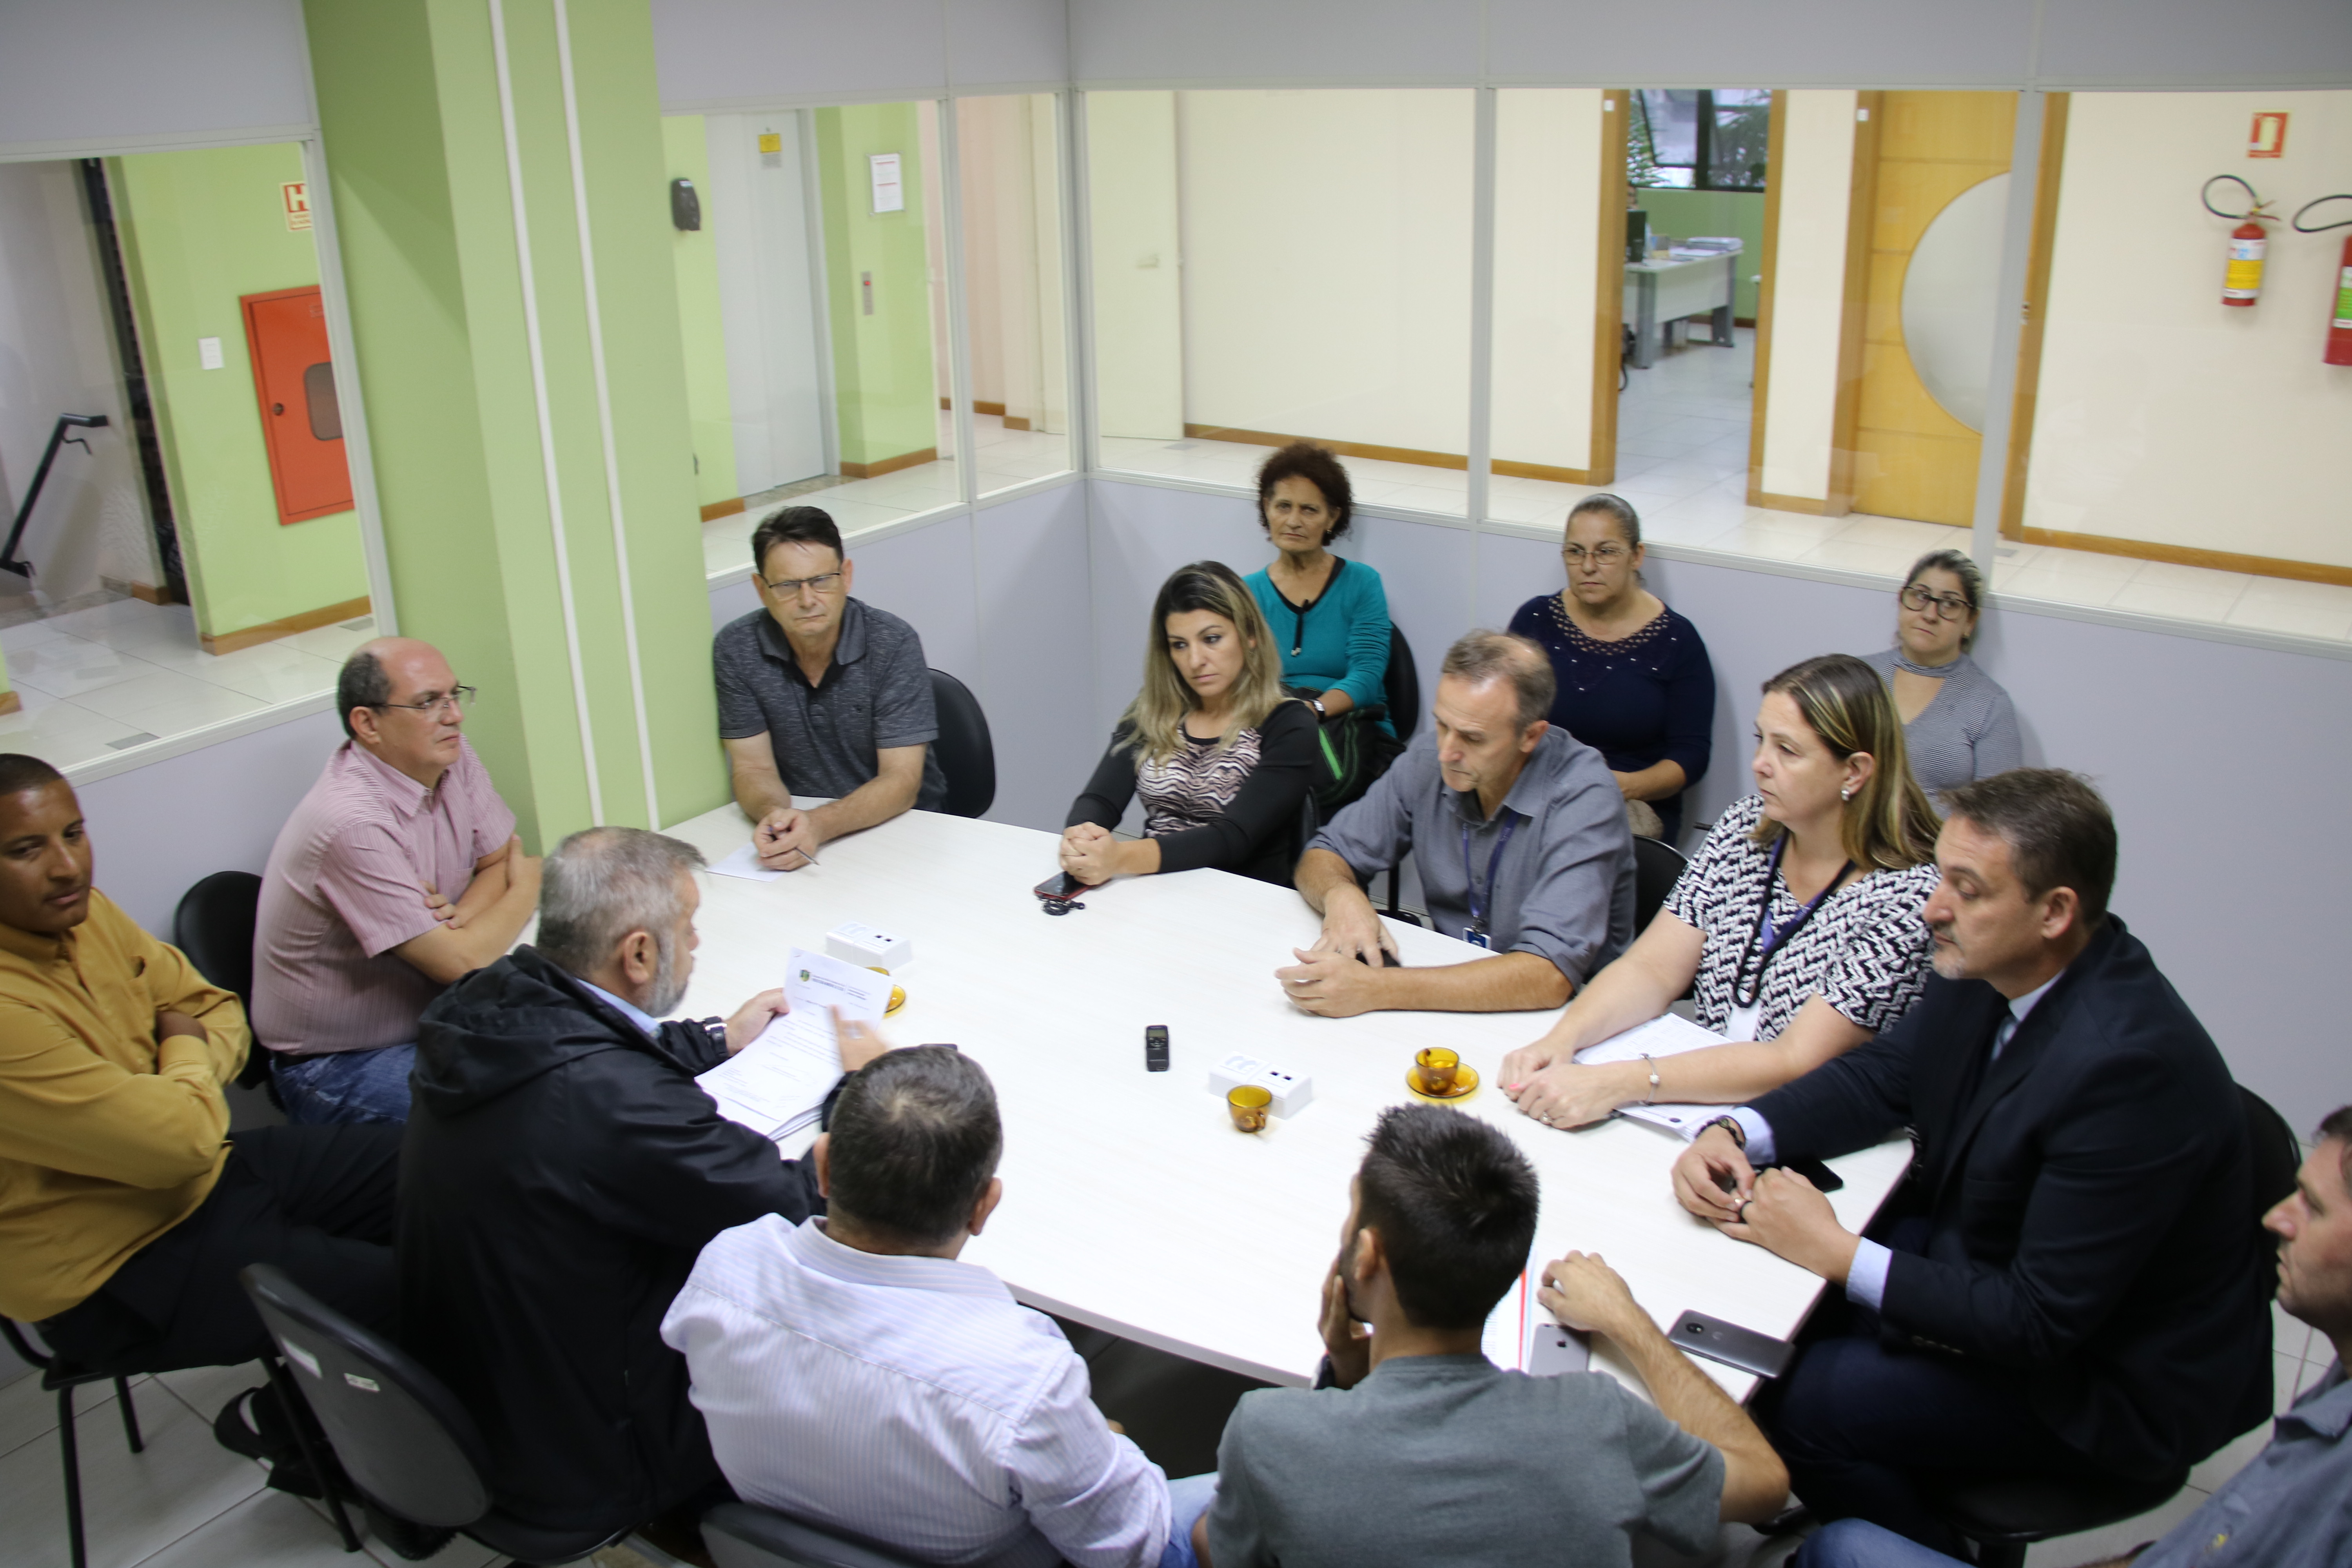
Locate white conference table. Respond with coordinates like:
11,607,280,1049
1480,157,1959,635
664,803,1908,1403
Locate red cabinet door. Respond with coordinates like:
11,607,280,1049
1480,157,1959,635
241,286,353,524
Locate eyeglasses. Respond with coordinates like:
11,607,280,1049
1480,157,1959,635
1900,584,1973,621
759,570,844,599
1563,543,1630,565
374,685,477,718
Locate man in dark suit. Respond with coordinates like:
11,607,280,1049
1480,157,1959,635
1668,769,2270,1553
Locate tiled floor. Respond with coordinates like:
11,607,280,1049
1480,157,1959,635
5,1314,2328,1568
0,602,374,772
701,412,1076,580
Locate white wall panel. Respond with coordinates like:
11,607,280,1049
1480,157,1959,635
850,515,982,684
972,482,1096,832
1757,91,1857,505
0,0,314,157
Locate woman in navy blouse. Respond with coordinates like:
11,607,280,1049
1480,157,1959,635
1507,495,1715,842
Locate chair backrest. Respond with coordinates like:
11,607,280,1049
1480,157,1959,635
238,1264,495,1529
928,668,996,820
2240,1086,2303,1296
703,1502,932,1568
1384,626,1420,743
1632,835,1688,935
173,870,262,1009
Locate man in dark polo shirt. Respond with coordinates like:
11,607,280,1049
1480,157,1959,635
716,506,947,870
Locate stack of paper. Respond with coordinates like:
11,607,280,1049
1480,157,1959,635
1573,1013,1733,1138
695,947,891,1139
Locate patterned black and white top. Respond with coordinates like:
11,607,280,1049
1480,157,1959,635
1066,703,1319,886
1140,729,1265,836
1666,793,1939,1040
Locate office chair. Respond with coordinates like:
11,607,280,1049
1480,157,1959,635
172,870,269,1091
2,1318,148,1568
704,1501,930,1568
927,669,996,819
1631,836,1686,935
1377,625,1421,920
1927,1085,2305,1568
238,1265,624,1566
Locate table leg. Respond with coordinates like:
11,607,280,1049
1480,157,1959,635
1633,277,1656,371
1712,303,1735,345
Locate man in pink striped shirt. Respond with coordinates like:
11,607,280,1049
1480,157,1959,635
252,638,539,1124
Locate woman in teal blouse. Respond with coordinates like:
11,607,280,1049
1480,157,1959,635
1243,443,1394,736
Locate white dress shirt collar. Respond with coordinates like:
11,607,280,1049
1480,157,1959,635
789,1215,1011,1301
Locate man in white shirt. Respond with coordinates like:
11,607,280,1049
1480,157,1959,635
664,1046,1214,1568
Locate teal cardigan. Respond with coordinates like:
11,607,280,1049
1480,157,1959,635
1245,556,1394,736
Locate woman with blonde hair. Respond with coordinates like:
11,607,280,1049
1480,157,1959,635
1062,561,1318,887
1499,653,1942,1130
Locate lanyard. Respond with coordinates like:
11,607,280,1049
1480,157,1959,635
1461,813,1521,936
1730,838,1853,1007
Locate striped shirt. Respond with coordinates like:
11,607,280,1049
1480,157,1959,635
664,1214,1172,1568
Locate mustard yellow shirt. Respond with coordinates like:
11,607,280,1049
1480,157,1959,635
0,889,248,1321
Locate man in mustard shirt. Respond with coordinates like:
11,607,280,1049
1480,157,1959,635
0,753,399,1398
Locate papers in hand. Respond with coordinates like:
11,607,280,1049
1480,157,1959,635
695,948,891,1139
710,842,786,882
1574,1013,1732,1139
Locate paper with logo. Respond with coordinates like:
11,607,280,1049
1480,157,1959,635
1573,1012,1732,1137
695,947,891,1138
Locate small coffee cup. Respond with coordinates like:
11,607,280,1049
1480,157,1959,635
1414,1048,1460,1096
1227,1084,1272,1133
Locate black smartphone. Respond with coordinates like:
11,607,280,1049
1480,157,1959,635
1144,1025,1170,1072
1779,1155,1845,1194
1668,1310,1794,1379
1526,1319,1591,1376
1034,872,1083,900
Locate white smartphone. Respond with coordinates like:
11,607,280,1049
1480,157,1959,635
1526,1318,1592,1376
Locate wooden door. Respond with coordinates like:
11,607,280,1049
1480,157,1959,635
1850,92,2013,524
241,285,352,524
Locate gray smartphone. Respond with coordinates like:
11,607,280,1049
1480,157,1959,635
1668,1310,1794,1379
1526,1319,1591,1376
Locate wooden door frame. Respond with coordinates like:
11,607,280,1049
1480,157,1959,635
2000,91,2069,541
1586,89,1629,487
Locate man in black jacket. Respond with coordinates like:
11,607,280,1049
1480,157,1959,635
1670,769,2269,1553
399,826,884,1542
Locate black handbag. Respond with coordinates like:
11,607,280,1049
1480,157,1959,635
1290,691,1404,817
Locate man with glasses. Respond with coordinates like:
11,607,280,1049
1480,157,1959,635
716,506,947,870
252,638,538,1124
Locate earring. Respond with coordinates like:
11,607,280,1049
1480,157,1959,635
1840,785,1854,802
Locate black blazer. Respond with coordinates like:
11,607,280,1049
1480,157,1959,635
1751,918,2270,1480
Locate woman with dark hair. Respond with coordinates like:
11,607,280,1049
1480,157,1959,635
1499,653,1941,1132
1866,548,2022,799
1243,443,1394,736
1063,561,1318,887
1508,494,1715,841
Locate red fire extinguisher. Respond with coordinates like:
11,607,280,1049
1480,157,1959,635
2205,177,2274,306
2292,194,2352,367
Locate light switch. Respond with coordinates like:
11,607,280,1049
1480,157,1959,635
198,337,224,370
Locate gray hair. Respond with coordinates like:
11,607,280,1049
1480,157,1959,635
827,1047,1004,1247
336,651,394,740
1568,492,1642,550
536,828,707,1008
1905,548,1985,651
1441,630,1556,732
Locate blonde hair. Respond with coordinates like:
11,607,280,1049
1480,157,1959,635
1752,653,1940,871
1121,561,1289,766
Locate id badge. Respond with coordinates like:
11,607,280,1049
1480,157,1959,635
1463,927,1491,949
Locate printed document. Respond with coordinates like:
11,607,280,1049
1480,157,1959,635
709,842,786,882
695,948,890,1138
1574,1013,1732,1138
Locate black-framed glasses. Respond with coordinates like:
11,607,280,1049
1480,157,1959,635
1564,543,1630,564
1899,584,1973,621
759,570,844,598
374,684,477,718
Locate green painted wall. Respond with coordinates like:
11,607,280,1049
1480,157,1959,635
662,114,738,508
813,104,936,468
108,145,372,640
1635,189,1767,321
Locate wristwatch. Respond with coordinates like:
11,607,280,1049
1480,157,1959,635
1310,696,1328,717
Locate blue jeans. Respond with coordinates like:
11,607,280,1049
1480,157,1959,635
1160,1472,1218,1568
1795,1519,1971,1568
272,1044,417,1125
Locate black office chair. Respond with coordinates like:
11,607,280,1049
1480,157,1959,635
928,669,996,819
2,1319,148,1568
239,1264,624,1567
173,870,269,1092
704,1501,929,1568
1928,1085,2304,1568
1632,836,1687,934
1384,625,1419,743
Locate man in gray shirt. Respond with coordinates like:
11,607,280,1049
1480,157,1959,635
1789,1103,2352,1568
715,506,947,871
1196,1103,1790,1568
1280,630,1635,1016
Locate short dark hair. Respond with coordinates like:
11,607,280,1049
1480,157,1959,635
751,505,845,575
2319,1105,2352,1194
0,754,64,797
336,651,394,740
1940,768,2117,928
826,1047,1002,1247
1354,1103,1540,1330
1441,630,1556,731
1255,442,1354,543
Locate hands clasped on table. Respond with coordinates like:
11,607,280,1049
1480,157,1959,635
1497,1039,1623,1129
1670,1125,1859,1283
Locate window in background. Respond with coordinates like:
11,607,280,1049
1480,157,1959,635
955,94,1074,497
1633,91,1771,193
1088,88,1474,517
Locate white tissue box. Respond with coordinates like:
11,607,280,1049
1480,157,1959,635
826,922,911,972
1208,1052,1314,1119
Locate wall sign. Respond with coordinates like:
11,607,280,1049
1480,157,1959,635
2248,112,2288,158
281,180,312,231
869,152,904,214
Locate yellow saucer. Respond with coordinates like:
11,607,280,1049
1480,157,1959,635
865,967,908,1018
1408,1063,1480,1101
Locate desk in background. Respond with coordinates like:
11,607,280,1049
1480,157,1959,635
1624,246,1743,369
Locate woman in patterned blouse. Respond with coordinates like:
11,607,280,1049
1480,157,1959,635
1063,562,1319,887
1499,653,1942,1130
